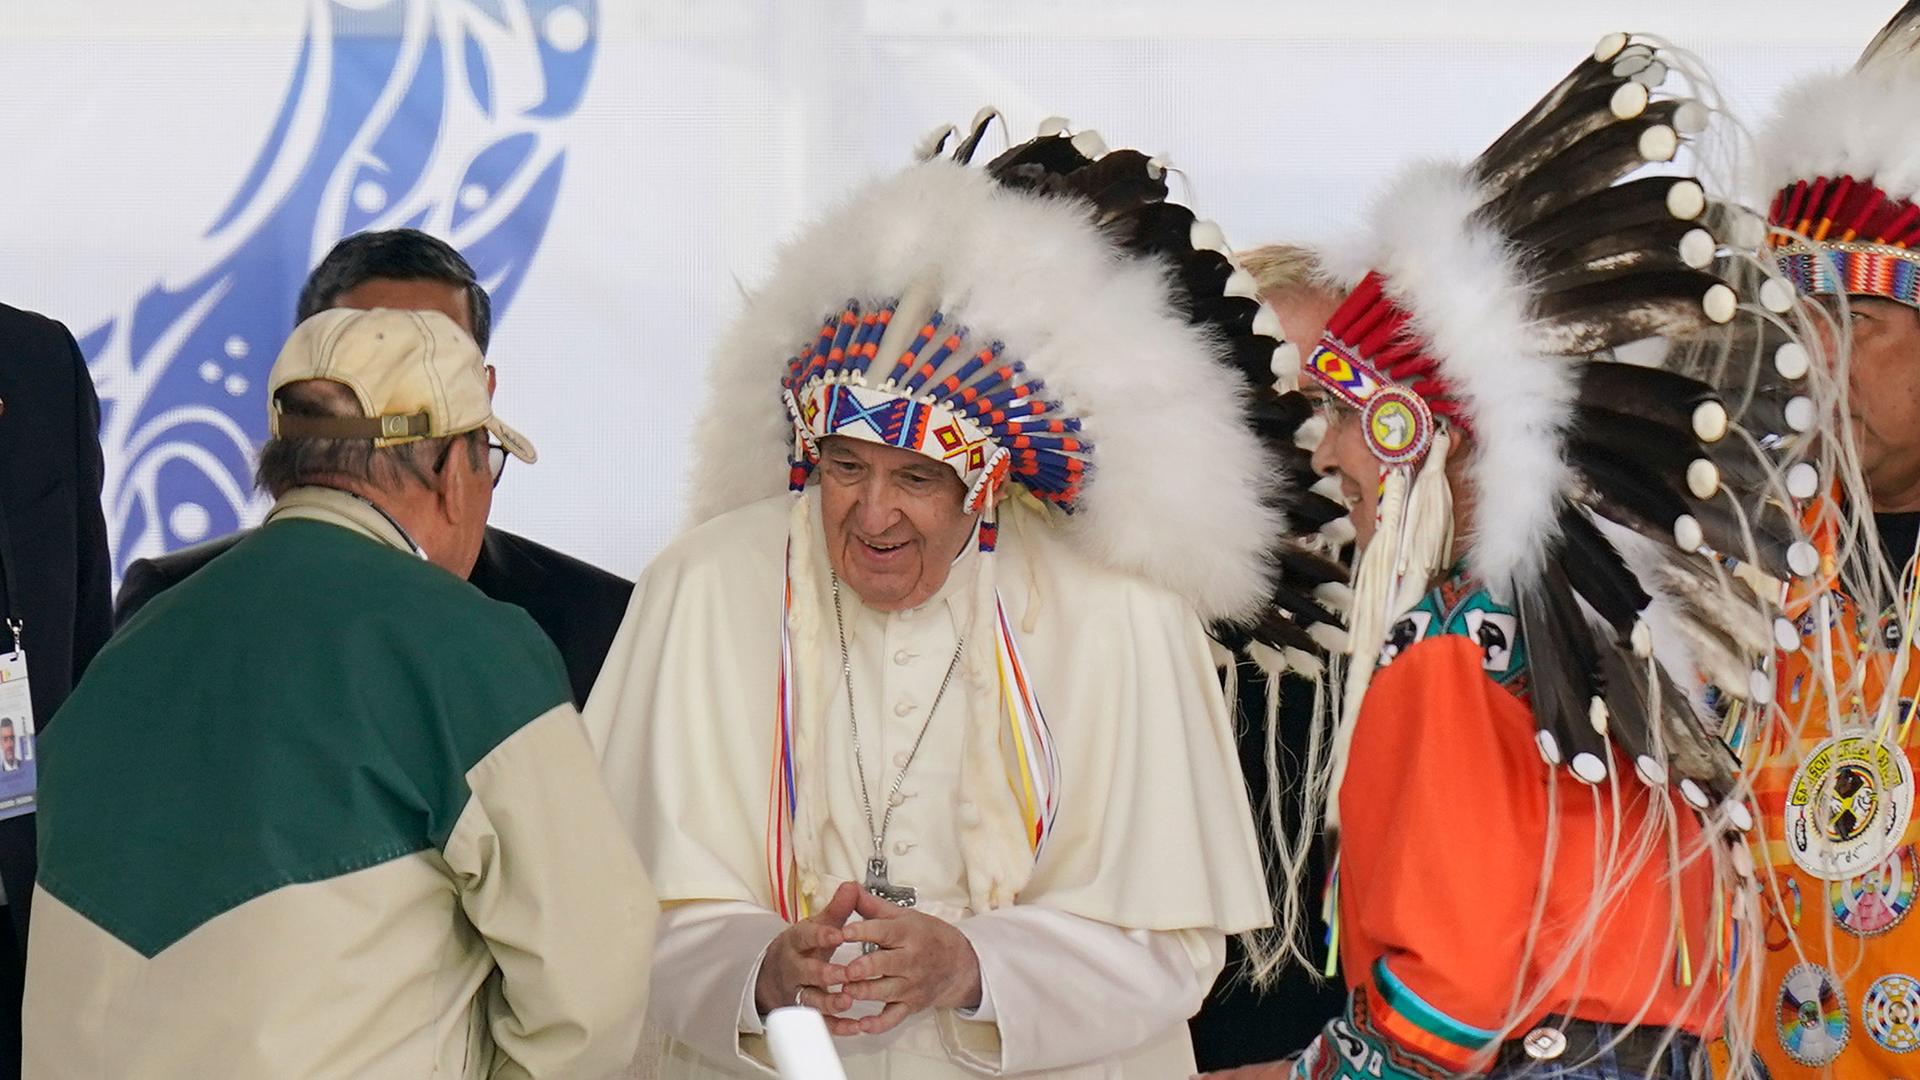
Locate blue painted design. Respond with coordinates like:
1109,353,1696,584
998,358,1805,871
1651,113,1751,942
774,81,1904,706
464,28,494,117
81,0,599,580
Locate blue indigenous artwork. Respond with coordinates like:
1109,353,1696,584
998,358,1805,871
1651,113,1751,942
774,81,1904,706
82,0,597,580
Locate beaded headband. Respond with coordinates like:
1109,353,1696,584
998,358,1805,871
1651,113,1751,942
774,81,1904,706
779,297,1084,515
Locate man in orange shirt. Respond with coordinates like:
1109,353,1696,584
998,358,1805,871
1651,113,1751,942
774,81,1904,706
1744,5,1920,1074
1209,32,1828,1080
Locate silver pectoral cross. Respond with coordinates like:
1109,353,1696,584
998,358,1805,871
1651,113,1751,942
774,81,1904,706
862,856,916,955
864,855,917,908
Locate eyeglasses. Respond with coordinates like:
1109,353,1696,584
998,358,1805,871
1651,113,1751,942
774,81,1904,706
430,438,508,489
487,443,507,488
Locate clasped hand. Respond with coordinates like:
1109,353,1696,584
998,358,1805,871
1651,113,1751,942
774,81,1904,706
755,881,984,1036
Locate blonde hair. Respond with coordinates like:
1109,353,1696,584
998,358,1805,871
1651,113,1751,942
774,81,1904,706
1236,243,1328,300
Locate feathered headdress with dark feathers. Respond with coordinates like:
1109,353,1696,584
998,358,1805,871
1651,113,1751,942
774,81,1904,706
687,109,1346,647
1293,34,1826,821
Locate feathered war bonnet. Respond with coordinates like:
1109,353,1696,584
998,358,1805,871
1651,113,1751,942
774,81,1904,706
1761,2,1920,310
1293,34,1830,830
686,110,1340,918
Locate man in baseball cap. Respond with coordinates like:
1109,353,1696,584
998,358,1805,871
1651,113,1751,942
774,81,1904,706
267,305,537,472
25,308,655,1078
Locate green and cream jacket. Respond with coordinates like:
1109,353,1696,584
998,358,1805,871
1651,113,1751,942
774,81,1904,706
24,487,656,1079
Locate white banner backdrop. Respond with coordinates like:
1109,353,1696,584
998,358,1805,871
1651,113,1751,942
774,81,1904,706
0,0,1885,581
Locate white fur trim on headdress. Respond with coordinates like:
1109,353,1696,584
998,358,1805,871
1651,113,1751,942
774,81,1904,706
1756,66,1920,206
1350,161,1577,593
685,160,1285,622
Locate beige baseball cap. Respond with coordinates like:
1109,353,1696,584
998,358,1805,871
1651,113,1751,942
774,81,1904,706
266,307,536,464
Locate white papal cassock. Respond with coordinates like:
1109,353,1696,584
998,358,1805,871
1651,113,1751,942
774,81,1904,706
586,490,1271,1078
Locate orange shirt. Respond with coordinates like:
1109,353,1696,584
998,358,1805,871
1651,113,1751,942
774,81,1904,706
1748,583,1920,1077
1334,633,1722,1073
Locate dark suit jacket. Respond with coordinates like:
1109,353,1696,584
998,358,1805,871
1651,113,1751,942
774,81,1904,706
0,304,114,944
116,524,633,710
1188,667,1349,1070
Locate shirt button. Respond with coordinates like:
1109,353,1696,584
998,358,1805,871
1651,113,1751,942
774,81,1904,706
892,700,916,717
893,649,915,666
892,751,911,768
892,839,913,856
888,791,907,807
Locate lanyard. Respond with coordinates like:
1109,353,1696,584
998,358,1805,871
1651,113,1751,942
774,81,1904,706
0,487,19,652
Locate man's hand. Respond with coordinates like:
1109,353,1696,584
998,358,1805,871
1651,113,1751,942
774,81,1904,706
754,881,860,1017
838,888,983,1036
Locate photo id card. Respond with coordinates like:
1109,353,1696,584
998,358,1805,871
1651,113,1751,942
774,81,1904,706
0,649,37,822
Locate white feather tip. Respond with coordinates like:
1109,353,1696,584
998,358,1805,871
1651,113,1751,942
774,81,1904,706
913,123,958,161
1691,400,1728,442
1673,100,1709,135
1270,342,1302,382
1673,513,1705,552
1702,282,1738,323
1677,227,1717,269
1570,752,1609,784
1787,540,1820,578
1306,621,1349,653
1313,581,1354,610
1294,413,1329,450
1611,81,1650,119
1774,341,1810,380
1666,180,1707,220
1535,729,1564,765
1189,220,1228,253
1787,461,1820,500
1638,124,1679,163
1686,458,1720,499
1679,778,1712,809
1593,32,1630,62
1760,277,1796,314
1785,395,1816,432
1630,619,1654,657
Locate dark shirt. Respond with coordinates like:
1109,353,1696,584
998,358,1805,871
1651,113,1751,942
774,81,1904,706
1877,510,1920,577
1188,666,1348,1070
115,524,632,710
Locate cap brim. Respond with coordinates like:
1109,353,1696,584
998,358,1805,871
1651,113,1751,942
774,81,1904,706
487,415,538,464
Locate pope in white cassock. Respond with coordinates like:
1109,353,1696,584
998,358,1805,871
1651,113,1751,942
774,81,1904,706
589,113,1326,1078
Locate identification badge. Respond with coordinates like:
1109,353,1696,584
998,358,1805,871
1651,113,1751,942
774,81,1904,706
0,646,37,822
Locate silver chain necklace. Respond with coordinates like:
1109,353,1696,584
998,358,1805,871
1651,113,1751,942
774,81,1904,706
831,572,966,925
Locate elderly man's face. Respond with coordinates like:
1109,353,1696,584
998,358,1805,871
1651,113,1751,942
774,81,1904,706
1271,284,1384,548
1821,296,1920,510
817,437,978,611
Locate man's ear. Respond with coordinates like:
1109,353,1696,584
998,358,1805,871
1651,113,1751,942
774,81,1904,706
486,364,497,399
434,439,473,525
